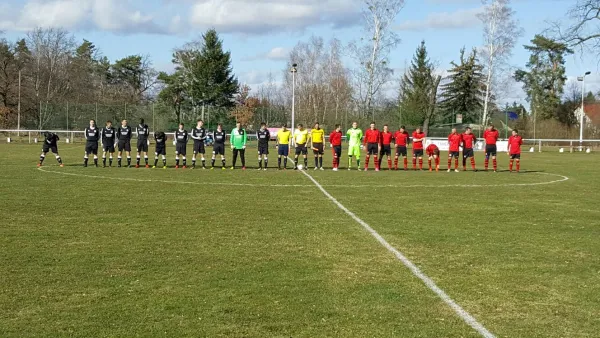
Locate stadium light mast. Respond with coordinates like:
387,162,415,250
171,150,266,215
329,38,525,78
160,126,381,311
577,71,591,151
290,63,297,131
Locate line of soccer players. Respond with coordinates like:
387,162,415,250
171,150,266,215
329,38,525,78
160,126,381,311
37,119,524,172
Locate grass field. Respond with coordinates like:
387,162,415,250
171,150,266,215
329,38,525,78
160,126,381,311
1,143,599,337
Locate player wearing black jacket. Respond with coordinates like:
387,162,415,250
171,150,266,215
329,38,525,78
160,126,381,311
257,122,271,170
101,120,116,167
174,123,188,169
153,131,167,168
211,124,227,169
84,119,100,167
136,118,150,168
191,119,207,169
117,120,132,167
37,131,63,167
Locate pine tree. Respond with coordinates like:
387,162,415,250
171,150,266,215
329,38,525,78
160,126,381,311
439,48,485,124
399,41,440,132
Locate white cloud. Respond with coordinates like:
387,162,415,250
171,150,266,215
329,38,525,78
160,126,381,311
189,0,361,34
396,7,482,31
239,70,271,86
0,0,170,34
242,47,290,61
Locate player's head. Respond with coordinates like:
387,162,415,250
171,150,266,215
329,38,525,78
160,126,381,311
197,119,203,127
90,119,95,127
281,123,287,131
488,124,494,131
217,123,223,131
297,123,304,130
370,122,375,130
260,122,266,129
512,129,518,136
352,121,358,128
139,118,144,125
179,122,184,130
335,124,341,132
465,127,472,134
400,125,405,132
314,122,320,129
383,124,389,132
416,127,421,133
122,119,127,126
451,127,457,134
236,121,241,129
106,120,112,127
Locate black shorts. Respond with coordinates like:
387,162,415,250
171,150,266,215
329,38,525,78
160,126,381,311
118,140,131,152
295,144,307,155
486,145,497,157
258,145,269,155
175,143,187,156
312,143,324,155
463,148,474,158
510,154,521,159
213,143,225,156
278,145,289,156
380,145,392,157
42,143,58,154
332,145,342,158
85,142,98,155
449,151,460,158
193,141,205,154
413,149,424,157
396,146,407,157
155,145,166,156
103,143,115,153
367,143,378,155
137,140,148,153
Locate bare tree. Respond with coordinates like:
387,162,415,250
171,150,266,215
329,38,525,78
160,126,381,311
478,0,522,127
552,0,600,58
349,0,404,119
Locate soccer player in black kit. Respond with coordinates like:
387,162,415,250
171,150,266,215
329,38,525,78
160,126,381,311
84,119,100,167
175,123,188,169
135,118,150,168
37,131,63,167
117,119,132,167
153,131,167,169
211,123,227,170
101,120,116,167
191,119,207,169
257,122,270,170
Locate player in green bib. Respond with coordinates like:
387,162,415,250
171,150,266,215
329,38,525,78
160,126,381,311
346,121,363,171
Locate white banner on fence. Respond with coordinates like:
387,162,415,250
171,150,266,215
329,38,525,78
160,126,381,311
425,139,508,152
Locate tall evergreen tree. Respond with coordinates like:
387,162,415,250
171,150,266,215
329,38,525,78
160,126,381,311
399,41,440,132
514,34,573,120
439,48,485,124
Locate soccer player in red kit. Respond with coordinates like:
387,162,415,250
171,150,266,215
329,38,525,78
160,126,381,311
461,127,477,171
393,126,410,170
363,122,381,171
412,127,426,170
329,124,343,171
378,124,394,170
507,129,523,172
484,124,499,172
447,128,462,172
426,143,440,171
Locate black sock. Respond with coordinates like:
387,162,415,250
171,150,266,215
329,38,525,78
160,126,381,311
259,159,262,169
136,157,140,165
294,156,299,167
278,157,281,168
176,159,180,166
304,158,308,167
183,159,187,166
56,157,62,164
94,158,98,166
202,159,206,168
84,158,88,166
284,158,288,168
264,158,268,168
118,158,122,167
221,159,226,168
192,159,196,167
109,158,113,166
154,158,158,166
315,157,318,167
211,159,215,167
319,157,323,168
127,157,131,166
39,156,45,164
144,157,148,165
102,157,106,166
162,159,166,166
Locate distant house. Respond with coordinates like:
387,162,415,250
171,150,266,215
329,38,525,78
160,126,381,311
574,104,600,126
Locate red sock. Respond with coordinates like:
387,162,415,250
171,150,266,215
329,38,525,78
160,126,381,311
516,160,520,172
470,157,476,170
394,157,398,169
413,158,417,170
447,158,452,169
374,156,379,169
455,158,459,169
484,159,489,170
419,158,423,169
435,157,440,169
404,158,408,169
493,159,497,171
387,158,392,169
333,156,337,169
365,156,370,169
509,159,514,171
428,159,432,169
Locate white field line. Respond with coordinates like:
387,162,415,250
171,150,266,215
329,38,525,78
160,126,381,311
299,168,496,338
37,166,569,189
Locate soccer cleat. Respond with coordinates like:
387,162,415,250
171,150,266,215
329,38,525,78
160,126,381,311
210,167,214,170
221,167,226,170
182,166,187,169
135,164,139,168
230,166,235,170
494,170,497,173
454,169,459,173
429,168,433,172
257,167,262,170
320,167,324,171
263,168,267,171
314,167,318,171
84,164,87,168
375,168,380,172
357,168,362,171
37,163,41,167
364,168,368,171
175,165,179,169
447,169,451,172
333,168,338,171
348,168,351,171
242,167,246,170
145,164,150,168
59,164,64,167
152,165,156,169
163,166,167,169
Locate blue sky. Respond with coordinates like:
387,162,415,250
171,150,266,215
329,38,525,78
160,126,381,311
1,0,597,105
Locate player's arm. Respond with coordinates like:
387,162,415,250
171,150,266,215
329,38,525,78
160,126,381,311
190,129,199,140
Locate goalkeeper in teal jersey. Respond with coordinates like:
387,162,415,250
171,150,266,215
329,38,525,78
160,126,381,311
346,121,363,171
230,122,247,169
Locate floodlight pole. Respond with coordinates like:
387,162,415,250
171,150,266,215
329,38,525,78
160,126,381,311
17,70,21,136
578,71,591,151
290,64,297,130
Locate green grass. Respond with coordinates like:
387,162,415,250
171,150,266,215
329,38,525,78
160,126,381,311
1,143,599,337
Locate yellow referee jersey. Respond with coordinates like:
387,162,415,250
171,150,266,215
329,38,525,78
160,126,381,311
277,129,291,145
310,128,325,143
294,129,308,145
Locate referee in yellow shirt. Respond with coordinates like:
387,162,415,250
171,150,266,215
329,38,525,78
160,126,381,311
276,124,292,170
310,122,325,170
293,123,309,170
